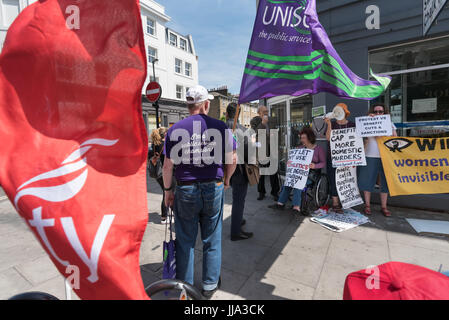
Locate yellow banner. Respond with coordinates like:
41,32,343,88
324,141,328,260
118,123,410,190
377,137,449,196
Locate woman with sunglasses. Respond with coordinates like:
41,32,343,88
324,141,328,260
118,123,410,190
358,104,397,217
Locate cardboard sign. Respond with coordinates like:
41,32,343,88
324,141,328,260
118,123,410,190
330,127,366,168
336,167,364,209
311,209,369,233
284,148,314,190
378,136,449,196
356,115,393,138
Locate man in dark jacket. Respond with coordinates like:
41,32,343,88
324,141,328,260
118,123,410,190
226,103,254,241
254,106,280,201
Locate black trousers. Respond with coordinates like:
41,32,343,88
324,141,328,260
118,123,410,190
230,167,249,236
156,176,168,218
257,165,280,196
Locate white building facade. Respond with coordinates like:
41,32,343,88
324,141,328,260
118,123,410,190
0,0,199,130
140,0,198,102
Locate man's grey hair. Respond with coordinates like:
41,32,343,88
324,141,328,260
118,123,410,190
257,105,267,114
188,100,206,112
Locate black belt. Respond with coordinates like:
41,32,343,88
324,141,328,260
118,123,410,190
176,179,223,186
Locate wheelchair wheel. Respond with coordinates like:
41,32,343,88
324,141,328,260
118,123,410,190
314,174,330,207
300,186,316,215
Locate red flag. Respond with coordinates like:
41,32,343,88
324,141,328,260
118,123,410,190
0,0,149,300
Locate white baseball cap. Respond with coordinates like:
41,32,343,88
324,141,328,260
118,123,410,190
186,85,214,104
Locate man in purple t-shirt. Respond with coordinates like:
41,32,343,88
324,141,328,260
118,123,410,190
162,85,237,299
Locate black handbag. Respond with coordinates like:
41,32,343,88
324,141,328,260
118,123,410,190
148,156,162,179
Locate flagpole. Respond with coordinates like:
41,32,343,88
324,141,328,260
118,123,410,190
232,104,240,132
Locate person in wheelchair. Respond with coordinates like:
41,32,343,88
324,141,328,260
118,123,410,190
269,127,326,214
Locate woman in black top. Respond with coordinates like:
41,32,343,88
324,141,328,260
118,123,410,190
149,127,169,223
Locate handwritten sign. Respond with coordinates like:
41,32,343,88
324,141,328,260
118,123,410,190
336,167,364,209
331,127,366,168
284,148,314,190
356,115,393,138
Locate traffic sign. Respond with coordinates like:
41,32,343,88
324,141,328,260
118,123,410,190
145,81,162,103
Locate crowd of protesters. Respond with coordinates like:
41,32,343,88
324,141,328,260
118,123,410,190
146,85,397,299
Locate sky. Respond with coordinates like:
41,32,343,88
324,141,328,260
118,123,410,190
161,0,257,94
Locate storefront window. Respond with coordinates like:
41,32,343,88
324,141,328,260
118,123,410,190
147,114,157,131
406,68,449,123
370,36,449,74
369,36,449,138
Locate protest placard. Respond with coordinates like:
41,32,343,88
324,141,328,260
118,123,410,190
336,167,364,209
356,115,393,138
330,127,366,168
284,148,314,190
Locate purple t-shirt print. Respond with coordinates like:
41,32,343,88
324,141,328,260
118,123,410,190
163,114,237,182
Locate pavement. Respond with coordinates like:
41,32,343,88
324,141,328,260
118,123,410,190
1,181,449,300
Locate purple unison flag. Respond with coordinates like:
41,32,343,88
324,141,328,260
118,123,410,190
238,0,391,104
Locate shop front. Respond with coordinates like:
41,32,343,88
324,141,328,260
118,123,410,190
267,95,315,177
369,36,449,139
265,0,449,211
142,97,189,138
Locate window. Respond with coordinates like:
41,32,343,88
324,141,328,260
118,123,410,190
185,62,192,77
185,87,190,96
146,17,155,36
176,85,183,99
148,46,157,64
180,38,187,51
370,36,449,74
2,0,20,27
369,37,449,138
169,33,178,47
175,58,182,74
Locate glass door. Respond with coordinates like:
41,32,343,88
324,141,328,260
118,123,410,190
270,102,288,175
290,96,312,148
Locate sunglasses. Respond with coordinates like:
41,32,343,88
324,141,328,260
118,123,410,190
373,110,384,114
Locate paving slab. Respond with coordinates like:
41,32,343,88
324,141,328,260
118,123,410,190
386,230,449,253
221,240,271,277
236,271,315,300
256,243,328,289
388,241,449,272
312,261,356,300
0,267,33,300
325,236,390,270
15,255,60,286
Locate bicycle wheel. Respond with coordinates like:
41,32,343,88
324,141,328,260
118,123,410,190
315,174,330,207
9,292,59,300
145,279,203,300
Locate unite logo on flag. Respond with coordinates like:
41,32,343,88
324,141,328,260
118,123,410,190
0,0,150,300
14,139,118,284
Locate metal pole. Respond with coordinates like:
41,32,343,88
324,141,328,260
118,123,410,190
152,59,160,128
155,101,160,128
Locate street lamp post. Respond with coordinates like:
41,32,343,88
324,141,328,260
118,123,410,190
152,58,160,128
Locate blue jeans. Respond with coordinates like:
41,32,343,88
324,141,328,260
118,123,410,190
278,179,313,207
174,181,224,291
